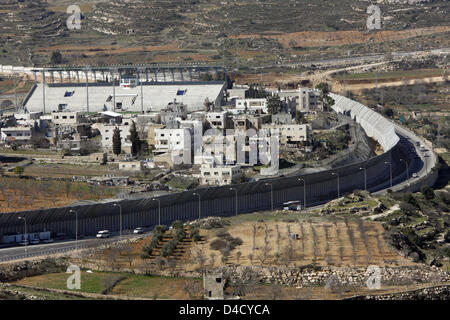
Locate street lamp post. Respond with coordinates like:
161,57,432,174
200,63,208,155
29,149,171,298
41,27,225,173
152,198,161,226
384,161,392,188
193,193,201,220
298,178,306,210
400,159,409,180
113,203,122,239
359,167,367,191
331,172,340,198
18,217,27,252
229,188,238,216
265,183,274,212
69,210,78,250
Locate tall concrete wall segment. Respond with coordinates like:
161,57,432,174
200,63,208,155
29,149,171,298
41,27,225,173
330,93,400,152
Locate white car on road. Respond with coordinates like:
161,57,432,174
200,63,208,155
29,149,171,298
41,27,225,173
96,230,110,238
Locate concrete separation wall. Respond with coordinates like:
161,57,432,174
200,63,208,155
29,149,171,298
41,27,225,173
330,93,400,152
0,94,437,238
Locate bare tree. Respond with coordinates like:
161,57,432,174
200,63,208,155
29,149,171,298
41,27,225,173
346,224,357,264
324,225,331,265
167,258,177,277
275,224,280,251
209,252,216,267
310,223,319,263
231,267,259,297
280,243,294,267
299,222,305,260
192,247,207,275
252,224,257,252
182,280,201,299
357,218,371,264
256,244,272,264
155,256,165,271
137,259,153,275
269,283,283,300
236,251,242,264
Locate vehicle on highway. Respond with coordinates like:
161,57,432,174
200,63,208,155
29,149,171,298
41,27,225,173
30,239,40,245
96,230,110,238
19,240,29,246
412,173,418,178
283,201,302,211
133,227,144,234
42,239,54,244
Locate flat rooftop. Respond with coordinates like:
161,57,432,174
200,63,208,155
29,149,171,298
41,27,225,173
25,82,226,114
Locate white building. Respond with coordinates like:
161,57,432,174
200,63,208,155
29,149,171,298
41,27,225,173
51,111,84,126
265,124,311,147
118,161,143,172
206,111,229,129
95,123,132,152
154,127,192,154
1,127,32,142
200,163,241,186
235,98,268,114
298,88,321,113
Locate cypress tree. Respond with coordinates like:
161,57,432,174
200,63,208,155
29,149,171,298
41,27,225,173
113,126,122,156
130,121,141,156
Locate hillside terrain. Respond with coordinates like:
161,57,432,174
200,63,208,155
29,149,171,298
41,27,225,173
0,0,448,67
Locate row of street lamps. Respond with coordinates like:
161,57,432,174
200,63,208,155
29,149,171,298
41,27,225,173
17,159,408,250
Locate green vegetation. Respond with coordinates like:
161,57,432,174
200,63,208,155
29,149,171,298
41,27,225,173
267,94,282,115
141,225,166,258
311,129,351,158
112,127,122,156
13,166,24,175
129,121,141,157
161,221,186,257
380,189,450,265
13,271,125,294
12,271,202,299
315,83,335,112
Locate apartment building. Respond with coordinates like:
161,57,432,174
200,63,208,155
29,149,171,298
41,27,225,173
0,126,32,143
262,123,311,146
298,88,321,113
200,163,241,186
235,98,268,114
95,123,132,152
51,111,84,126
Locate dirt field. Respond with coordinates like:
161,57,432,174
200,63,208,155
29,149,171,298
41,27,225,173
0,176,120,213
13,271,202,299
188,219,413,269
231,26,450,48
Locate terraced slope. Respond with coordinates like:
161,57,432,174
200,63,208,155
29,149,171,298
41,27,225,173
0,0,448,66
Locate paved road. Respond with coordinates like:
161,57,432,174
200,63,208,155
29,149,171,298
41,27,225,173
253,47,449,70
0,232,148,263
388,121,437,192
